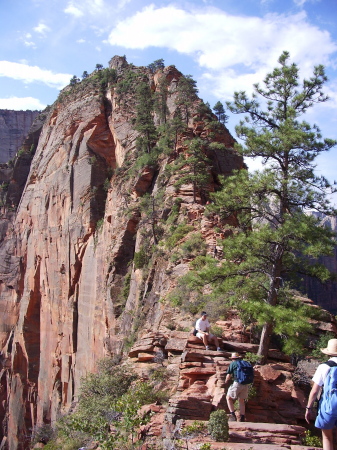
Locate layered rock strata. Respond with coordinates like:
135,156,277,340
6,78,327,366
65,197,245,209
0,57,242,449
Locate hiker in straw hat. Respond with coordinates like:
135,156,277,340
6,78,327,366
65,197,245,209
225,352,253,422
306,338,337,450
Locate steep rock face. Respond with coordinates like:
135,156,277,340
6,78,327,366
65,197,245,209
0,58,243,448
0,110,40,163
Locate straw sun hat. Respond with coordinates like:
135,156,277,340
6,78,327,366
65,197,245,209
321,339,337,356
230,352,241,359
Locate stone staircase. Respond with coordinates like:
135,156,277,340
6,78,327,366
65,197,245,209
129,330,323,449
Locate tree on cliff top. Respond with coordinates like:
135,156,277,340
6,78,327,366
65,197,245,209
185,51,337,363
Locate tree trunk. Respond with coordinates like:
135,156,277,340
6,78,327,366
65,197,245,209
257,321,273,364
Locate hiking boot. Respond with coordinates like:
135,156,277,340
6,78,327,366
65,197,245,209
240,415,245,422
205,346,210,350
217,347,222,351
228,412,237,422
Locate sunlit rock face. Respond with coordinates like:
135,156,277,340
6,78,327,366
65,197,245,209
0,57,243,448
0,110,40,163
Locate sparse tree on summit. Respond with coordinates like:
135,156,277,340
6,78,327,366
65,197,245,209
70,75,80,85
213,101,229,124
185,51,337,363
82,71,89,79
95,64,103,71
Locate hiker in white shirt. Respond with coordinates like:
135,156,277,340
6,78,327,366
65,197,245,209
195,311,221,351
305,338,337,450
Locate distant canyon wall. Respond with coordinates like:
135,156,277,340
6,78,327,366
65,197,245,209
0,110,40,163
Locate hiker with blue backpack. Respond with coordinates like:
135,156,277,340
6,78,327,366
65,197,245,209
225,352,254,422
305,338,337,450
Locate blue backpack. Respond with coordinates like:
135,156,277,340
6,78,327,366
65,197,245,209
236,359,254,385
320,361,337,418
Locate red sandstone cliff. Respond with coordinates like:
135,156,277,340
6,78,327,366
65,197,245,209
0,57,334,450
0,57,243,449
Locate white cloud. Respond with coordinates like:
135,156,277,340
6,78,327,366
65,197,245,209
64,0,105,18
0,61,71,89
0,96,46,110
64,3,84,17
24,41,36,48
107,5,337,99
77,38,86,43
34,23,51,35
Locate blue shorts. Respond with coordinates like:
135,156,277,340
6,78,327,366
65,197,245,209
315,403,337,430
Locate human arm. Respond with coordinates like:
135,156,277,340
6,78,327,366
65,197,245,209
305,382,321,424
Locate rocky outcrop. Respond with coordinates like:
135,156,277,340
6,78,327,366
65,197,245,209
0,110,40,163
0,57,243,449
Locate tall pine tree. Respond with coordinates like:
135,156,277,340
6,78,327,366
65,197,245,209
186,52,337,362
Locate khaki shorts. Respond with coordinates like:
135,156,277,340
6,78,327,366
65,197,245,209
227,381,249,400
196,332,215,340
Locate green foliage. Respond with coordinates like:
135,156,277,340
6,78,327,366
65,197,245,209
134,80,157,153
181,420,207,437
310,333,336,361
134,246,150,269
170,138,212,203
208,409,229,442
213,101,229,124
154,76,169,124
44,358,168,449
175,74,198,124
69,75,80,85
184,52,337,362
210,325,223,338
245,352,261,365
166,198,183,225
147,58,165,72
165,223,194,250
302,430,322,447
199,444,211,450
180,232,207,258
96,218,104,232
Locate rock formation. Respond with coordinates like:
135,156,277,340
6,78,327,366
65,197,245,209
0,57,334,450
0,110,40,163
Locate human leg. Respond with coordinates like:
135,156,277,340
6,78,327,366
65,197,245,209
321,428,333,450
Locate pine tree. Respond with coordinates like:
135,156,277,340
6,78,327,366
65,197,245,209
170,138,212,203
134,81,157,154
185,52,337,362
213,101,229,124
154,75,169,125
175,75,198,125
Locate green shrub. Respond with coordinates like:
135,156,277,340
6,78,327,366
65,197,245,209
181,420,207,437
302,429,322,447
134,247,150,269
208,409,229,442
311,333,336,362
166,224,194,250
199,444,211,450
210,325,223,338
245,352,261,365
180,232,207,258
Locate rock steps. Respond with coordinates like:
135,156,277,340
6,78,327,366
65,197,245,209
129,330,322,448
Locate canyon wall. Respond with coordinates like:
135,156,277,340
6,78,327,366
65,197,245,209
0,111,40,163
0,57,243,449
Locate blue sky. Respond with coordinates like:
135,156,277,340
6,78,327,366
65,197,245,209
1,0,337,192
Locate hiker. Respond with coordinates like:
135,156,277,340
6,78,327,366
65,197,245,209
225,352,254,422
195,311,222,351
305,338,337,450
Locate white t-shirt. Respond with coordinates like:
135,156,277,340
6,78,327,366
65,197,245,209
312,357,337,387
196,317,210,332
